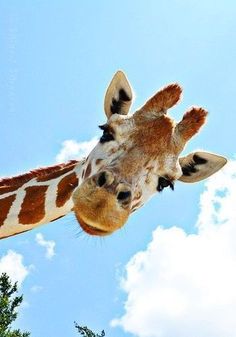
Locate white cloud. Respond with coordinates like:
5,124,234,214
56,138,98,163
30,285,43,293
35,233,55,259
112,160,236,337
0,250,30,286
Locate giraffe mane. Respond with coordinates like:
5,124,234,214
0,160,79,189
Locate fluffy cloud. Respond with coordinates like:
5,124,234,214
30,285,43,293
35,233,55,259
0,250,30,286
112,160,236,337
56,138,98,163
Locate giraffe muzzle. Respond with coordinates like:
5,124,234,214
72,171,132,236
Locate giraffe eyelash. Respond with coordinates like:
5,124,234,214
99,124,115,143
99,124,109,131
157,177,174,192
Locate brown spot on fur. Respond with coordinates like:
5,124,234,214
37,161,78,182
0,160,78,189
0,185,19,196
0,194,16,226
56,173,78,207
109,105,180,180
96,159,103,165
134,115,175,155
109,148,117,155
118,115,176,178
19,186,48,224
84,163,92,179
0,174,32,189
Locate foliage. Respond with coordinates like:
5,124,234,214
0,272,106,337
75,323,105,337
0,273,30,337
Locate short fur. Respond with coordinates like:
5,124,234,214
0,71,227,239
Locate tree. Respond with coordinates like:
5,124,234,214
0,273,30,337
75,323,105,337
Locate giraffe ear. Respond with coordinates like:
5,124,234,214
104,70,133,119
178,151,227,183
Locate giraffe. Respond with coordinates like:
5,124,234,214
0,71,227,239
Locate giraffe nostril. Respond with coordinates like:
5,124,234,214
117,191,131,201
97,172,107,187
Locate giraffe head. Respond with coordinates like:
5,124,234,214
73,71,227,236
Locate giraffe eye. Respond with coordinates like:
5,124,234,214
157,177,174,192
99,124,115,143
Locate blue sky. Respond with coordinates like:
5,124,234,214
1,1,236,337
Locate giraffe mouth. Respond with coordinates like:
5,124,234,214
76,214,111,236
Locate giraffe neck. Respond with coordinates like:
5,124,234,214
0,159,89,239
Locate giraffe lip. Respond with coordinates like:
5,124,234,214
76,214,110,236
